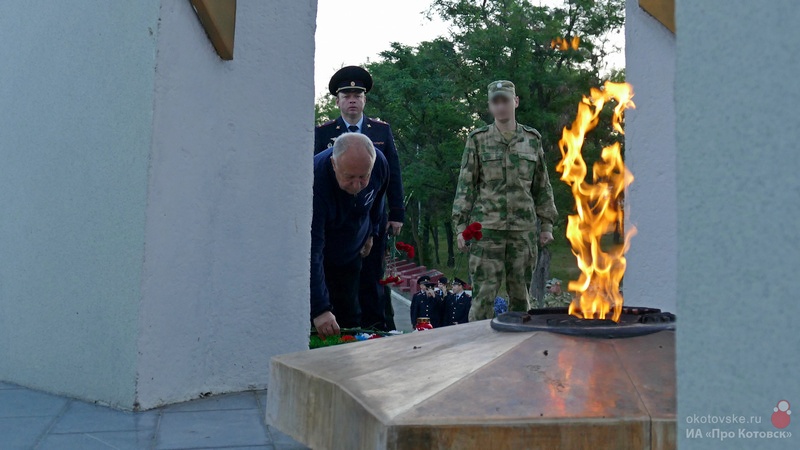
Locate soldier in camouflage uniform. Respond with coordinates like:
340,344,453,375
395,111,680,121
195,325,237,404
452,80,558,321
542,278,573,308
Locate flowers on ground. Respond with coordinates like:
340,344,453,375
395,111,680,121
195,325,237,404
379,275,402,286
309,328,400,349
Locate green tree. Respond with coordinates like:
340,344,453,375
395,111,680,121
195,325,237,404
366,39,476,267
429,0,625,228
314,93,337,125
313,0,626,277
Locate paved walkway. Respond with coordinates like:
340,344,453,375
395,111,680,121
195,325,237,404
1,293,415,449
390,289,413,333
0,381,308,449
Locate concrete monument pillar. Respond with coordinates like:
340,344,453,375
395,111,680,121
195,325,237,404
624,0,678,314
675,0,800,448
0,0,317,410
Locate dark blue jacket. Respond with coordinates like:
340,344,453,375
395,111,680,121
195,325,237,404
315,116,405,223
441,292,471,326
410,290,444,328
310,148,389,319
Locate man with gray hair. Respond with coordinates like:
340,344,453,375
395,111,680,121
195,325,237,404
311,133,389,337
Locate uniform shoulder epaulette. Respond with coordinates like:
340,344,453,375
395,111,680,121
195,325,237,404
468,125,491,138
520,124,542,139
317,119,337,128
367,117,390,126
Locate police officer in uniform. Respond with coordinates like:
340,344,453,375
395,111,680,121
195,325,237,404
441,277,471,326
315,66,405,331
410,276,443,328
436,276,450,295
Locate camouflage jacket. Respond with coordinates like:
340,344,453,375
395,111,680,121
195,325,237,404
452,122,558,233
542,291,574,308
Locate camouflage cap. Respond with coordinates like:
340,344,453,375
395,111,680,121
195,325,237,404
545,278,562,288
488,80,515,100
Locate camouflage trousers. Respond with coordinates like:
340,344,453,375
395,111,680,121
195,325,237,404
468,229,537,321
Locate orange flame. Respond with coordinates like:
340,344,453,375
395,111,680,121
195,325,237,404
556,82,636,322
551,36,580,51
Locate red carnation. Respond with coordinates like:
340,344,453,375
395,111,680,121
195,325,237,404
378,275,403,286
380,275,403,286
462,222,483,242
341,335,356,342
396,241,415,259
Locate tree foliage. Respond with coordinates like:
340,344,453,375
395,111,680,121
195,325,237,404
315,0,625,268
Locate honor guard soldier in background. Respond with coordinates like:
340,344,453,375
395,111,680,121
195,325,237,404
410,276,443,329
452,80,558,321
315,66,405,331
542,278,573,308
441,277,471,326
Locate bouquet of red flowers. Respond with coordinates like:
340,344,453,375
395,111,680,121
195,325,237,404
378,275,402,286
395,241,415,259
462,222,483,242
380,239,415,286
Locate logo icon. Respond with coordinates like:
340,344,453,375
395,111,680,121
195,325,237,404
772,400,791,429
363,189,375,207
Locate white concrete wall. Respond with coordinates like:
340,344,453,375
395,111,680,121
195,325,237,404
675,0,800,447
135,0,315,409
623,1,677,314
0,1,160,408
0,0,316,410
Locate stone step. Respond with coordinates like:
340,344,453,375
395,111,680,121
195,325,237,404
394,262,416,272
398,266,427,277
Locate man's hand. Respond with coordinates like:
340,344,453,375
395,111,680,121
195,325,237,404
360,236,374,258
540,231,554,246
386,221,404,236
457,232,468,253
313,311,340,338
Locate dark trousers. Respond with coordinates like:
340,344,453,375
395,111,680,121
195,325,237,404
358,232,389,330
383,285,396,331
324,256,362,329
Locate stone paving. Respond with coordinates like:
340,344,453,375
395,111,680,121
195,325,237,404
0,293,417,449
0,381,309,450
